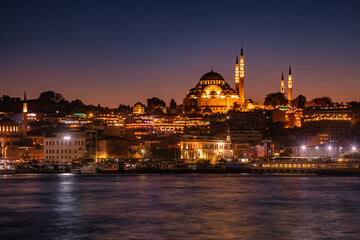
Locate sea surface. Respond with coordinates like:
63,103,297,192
1,174,360,240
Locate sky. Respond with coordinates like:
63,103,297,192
1,0,360,108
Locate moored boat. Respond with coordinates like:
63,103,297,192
80,163,97,174
0,160,16,174
99,161,119,174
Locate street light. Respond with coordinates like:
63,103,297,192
141,150,145,159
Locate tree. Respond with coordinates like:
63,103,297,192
264,92,288,107
169,99,177,114
308,97,333,106
118,104,131,114
292,95,307,109
146,97,166,113
39,91,65,103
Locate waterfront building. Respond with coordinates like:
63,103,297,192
301,106,352,143
44,132,86,163
96,136,129,160
5,144,43,161
292,145,345,158
180,135,233,164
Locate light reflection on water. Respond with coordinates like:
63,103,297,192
1,174,360,240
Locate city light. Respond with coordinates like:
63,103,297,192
352,146,357,151
328,146,332,150
301,145,306,150
64,136,71,140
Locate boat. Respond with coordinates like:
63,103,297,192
242,158,360,175
70,168,80,174
0,160,16,174
99,161,119,174
80,163,97,174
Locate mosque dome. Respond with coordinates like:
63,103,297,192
199,70,226,86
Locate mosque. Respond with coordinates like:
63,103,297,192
183,47,245,115
183,47,293,114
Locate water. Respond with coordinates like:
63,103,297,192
1,174,360,240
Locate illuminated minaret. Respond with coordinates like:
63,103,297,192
22,91,27,138
234,55,240,94
287,65,293,106
280,72,285,94
239,46,245,104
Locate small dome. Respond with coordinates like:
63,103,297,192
203,107,212,113
134,102,144,107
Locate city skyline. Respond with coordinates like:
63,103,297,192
1,0,360,107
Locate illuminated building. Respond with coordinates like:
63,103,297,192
5,145,43,162
0,118,21,157
95,113,124,127
59,113,94,128
183,70,240,114
183,49,247,114
44,132,86,163
125,116,154,140
133,102,145,115
301,106,352,143
180,135,233,164
153,116,209,136
280,72,285,94
285,109,303,128
288,66,293,106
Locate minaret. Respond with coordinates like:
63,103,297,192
239,46,245,104
280,72,285,94
234,55,240,94
22,91,27,138
288,66,293,106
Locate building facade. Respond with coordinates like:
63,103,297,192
44,132,86,163
180,135,233,164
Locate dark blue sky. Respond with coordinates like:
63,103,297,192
1,0,359,107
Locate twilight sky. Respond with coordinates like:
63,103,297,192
1,0,359,108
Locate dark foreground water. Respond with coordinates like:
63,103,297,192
1,174,360,240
